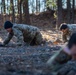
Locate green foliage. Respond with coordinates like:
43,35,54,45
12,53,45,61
9,3,13,13
46,0,57,19
46,0,57,10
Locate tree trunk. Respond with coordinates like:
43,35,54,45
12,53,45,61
2,0,6,14
18,0,20,14
36,0,39,13
10,0,15,22
2,0,6,22
71,0,75,23
7,0,9,14
56,0,63,28
18,0,22,23
67,0,71,24
23,0,31,25
32,0,34,13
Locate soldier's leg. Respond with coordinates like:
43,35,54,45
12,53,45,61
23,35,36,46
35,32,43,45
30,37,36,45
23,31,36,46
26,36,36,46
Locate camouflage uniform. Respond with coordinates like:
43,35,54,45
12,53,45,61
57,60,76,75
46,48,71,72
62,24,76,42
3,24,43,46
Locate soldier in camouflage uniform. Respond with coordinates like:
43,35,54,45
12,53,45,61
2,21,43,46
46,33,76,75
57,33,76,75
60,23,76,43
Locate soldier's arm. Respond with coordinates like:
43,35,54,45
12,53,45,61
46,47,71,72
47,48,71,65
13,28,23,46
55,49,71,63
3,32,14,46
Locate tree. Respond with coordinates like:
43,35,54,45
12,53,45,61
18,0,23,23
57,0,63,28
10,0,15,22
36,0,38,13
71,0,75,23
23,0,31,24
36,0,40,13
31,0,34,13
67,0,71,23
2,0,6,22
2,0,6,14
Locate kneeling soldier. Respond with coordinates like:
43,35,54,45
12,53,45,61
2,21,43,46
60,23,76,43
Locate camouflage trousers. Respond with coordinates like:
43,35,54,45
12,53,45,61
23,31,43,45
46,49,71,72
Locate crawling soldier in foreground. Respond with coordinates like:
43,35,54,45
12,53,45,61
57,33,76,75
1,21,43,46
47,33,76,75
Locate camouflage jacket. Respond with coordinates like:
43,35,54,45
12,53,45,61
3,24,40,46
67,24,76,36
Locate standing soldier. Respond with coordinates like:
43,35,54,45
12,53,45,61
59,23,76,43
1,21,43,46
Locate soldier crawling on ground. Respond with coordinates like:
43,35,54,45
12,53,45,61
46,33,76,75
0,21,43,46
59,23,76,43
57,33,76,75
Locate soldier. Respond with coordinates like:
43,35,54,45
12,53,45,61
1,21,43,46
46,33,76,75
57,33,76,75
59,23,76,43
